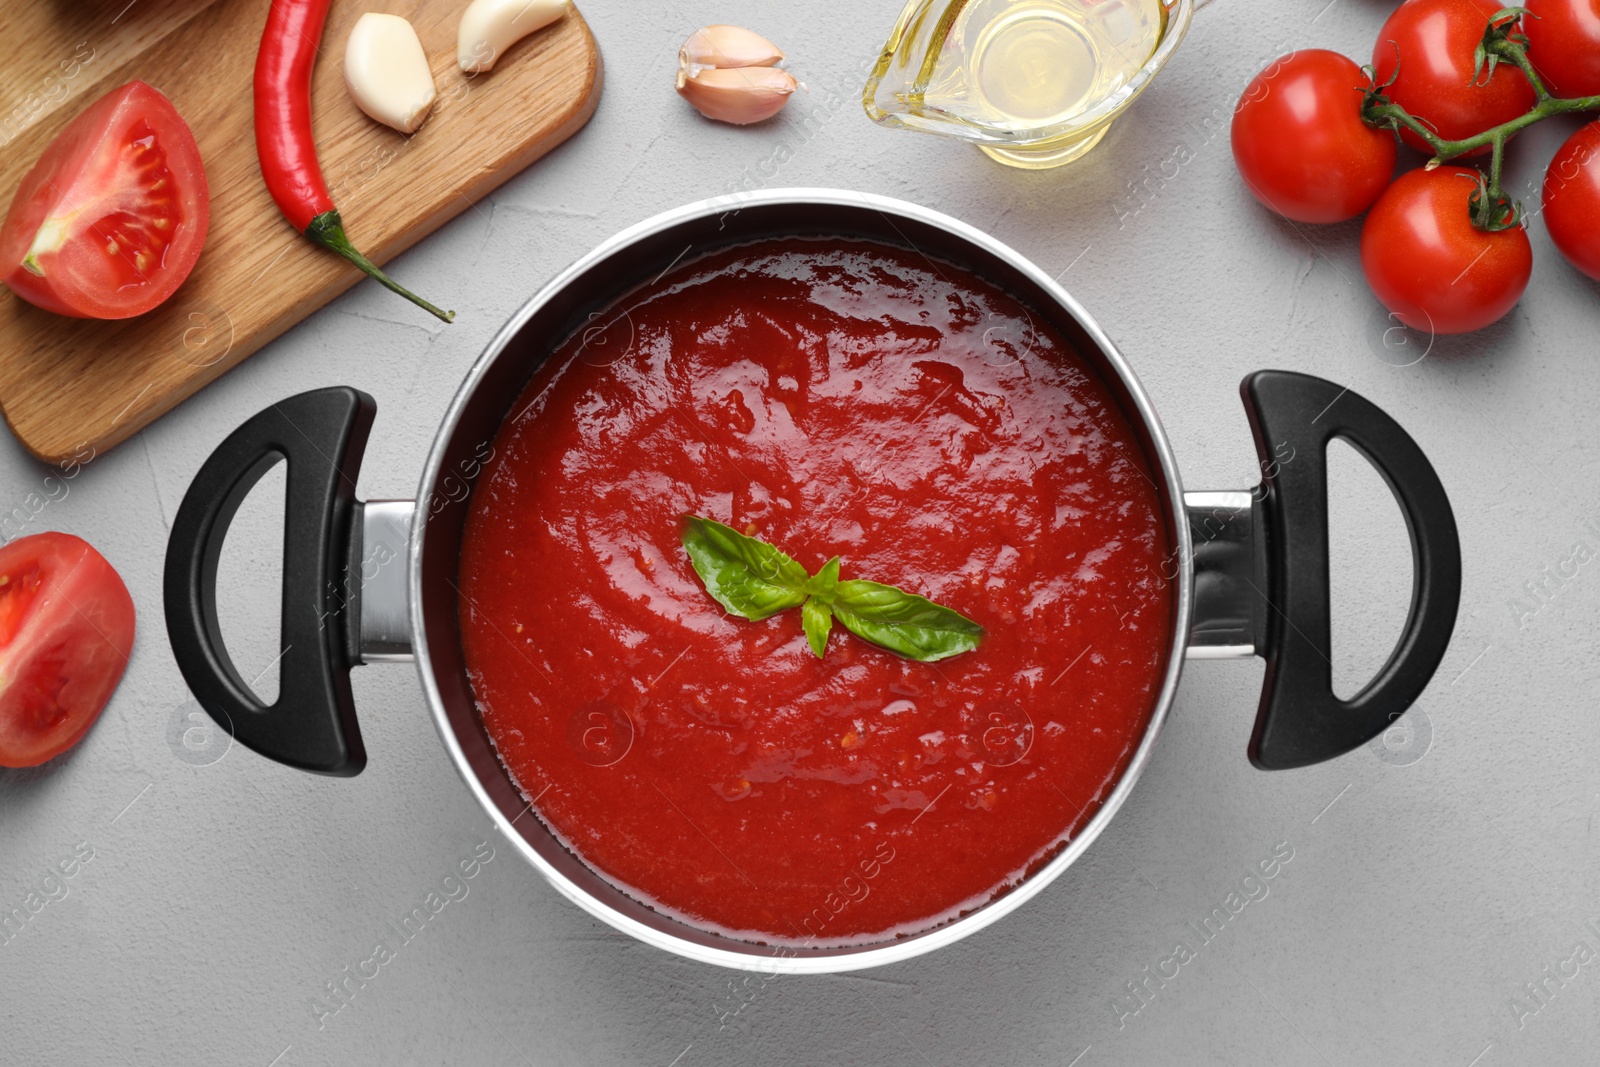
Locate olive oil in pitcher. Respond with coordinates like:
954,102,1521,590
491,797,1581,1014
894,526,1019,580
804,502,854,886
864,0,1184,169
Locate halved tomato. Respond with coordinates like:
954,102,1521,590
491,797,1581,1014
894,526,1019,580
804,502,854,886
0,533,135,768
0,80,209,319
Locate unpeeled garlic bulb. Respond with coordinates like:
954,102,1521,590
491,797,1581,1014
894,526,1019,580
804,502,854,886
676,25,796,125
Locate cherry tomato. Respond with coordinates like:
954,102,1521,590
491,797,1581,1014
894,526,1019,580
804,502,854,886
1543,122,1600,281
0,81,208,320
1360,166,1532,333
0,533,135,768
1522,0,1600,97
1232,50,1398,223
1372,0,1537,154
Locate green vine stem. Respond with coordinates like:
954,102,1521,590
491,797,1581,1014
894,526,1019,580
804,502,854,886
1361,6,1600,231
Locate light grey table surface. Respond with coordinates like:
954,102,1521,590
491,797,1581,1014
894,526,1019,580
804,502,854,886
4,0,1598,1064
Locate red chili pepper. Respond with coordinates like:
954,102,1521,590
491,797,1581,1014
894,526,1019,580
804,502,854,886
254,0,454,322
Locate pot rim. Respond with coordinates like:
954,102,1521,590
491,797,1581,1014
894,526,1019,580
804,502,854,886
409,188,1194,973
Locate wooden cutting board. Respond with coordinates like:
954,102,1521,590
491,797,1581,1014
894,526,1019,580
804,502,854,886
0,0,601,464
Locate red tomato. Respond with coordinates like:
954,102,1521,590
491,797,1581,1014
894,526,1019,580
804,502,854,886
1361,166,1533,333
1372,0,1537,154
0,533,135,767
0,81,208,320
1543,122,1600,281
1522,0,1600,97
1232,50,1398,223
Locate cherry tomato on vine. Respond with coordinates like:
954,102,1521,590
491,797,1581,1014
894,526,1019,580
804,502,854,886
1521,0,1600,98
1360,166,1532,333
1232,50,1398,223
1372,0,1537,154
1543,122,1600,281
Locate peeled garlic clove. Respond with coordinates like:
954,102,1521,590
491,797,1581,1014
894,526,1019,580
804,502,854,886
680,25,785,71
345,13,437,133
677,66,798,125
459,0,569,73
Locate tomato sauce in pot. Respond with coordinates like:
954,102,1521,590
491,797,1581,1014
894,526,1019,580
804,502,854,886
458,238,1174,945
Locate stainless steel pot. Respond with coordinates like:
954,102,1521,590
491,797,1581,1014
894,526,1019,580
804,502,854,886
163,190,1461,973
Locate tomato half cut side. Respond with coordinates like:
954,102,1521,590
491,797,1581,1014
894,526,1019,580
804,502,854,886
0,533,135,768
0,80,209,320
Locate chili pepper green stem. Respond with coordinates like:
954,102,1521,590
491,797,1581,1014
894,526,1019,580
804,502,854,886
305,211,455,323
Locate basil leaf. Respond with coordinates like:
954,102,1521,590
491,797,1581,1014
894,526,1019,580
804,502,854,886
678,518,984,663
681,516,810,621
806,556,841,602
801,596,833,658
831,580,985,662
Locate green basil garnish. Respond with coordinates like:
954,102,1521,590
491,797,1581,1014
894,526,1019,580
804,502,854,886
680,516,983,663
801,596,834,658
806,556,841,600
681,515,810,621
830,580,985,662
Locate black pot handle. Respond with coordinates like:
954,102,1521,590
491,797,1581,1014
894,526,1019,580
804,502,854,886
162,388,375,776
1241,371,1461,770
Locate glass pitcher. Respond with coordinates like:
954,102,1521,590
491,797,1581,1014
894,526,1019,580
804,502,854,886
863,0,1194,169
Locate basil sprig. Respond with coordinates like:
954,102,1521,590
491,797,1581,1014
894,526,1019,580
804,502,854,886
680,516,983,662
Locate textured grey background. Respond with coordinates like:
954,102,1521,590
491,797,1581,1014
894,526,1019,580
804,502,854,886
2,0,1597,1064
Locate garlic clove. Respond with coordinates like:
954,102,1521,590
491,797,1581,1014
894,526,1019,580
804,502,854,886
344,13,438,134
458,0,569,73
679,25,785,71
677,66,798,125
